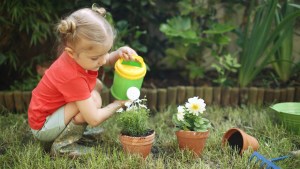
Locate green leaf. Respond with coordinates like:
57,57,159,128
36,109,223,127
183,120,191,127
159,16,200,43
237,0,300,87
186,62,205,79
216,35,231,45
203,23,235,34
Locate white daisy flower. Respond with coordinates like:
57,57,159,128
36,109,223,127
177,105,185,114
185,96,206,115
176,106,185,121
177,111,185,121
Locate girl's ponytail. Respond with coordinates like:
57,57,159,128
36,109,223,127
56,4,113,53
57,19,76,36
92,3,106,17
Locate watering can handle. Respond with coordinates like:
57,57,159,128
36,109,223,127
133,55,143,63
120,55,144,64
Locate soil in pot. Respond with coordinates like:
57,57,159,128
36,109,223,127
121,129,154,137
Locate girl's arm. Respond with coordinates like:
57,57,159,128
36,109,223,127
94,78,103,93
75,46,137,126
75,97,125,126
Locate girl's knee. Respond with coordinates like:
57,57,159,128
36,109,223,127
73,113,86,124
64,102,80,124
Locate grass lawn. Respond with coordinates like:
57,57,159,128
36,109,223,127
0,105,299,168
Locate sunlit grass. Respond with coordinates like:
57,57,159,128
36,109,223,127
1,105,299,168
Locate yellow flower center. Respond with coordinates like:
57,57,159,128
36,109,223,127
191,104,199,111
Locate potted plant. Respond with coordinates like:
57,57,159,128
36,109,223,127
116,98,155,158
172,96,212,157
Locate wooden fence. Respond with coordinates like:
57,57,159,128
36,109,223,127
1,86,300,113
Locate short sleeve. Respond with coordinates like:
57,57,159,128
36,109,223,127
57,77,91,102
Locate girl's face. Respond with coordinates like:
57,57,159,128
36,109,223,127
70,38,113,71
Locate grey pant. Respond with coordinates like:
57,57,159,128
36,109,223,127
31,106,66,142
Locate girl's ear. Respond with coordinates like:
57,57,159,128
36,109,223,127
65,47,75,58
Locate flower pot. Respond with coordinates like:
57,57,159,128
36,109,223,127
175,130,209,157
222,128,259,155
119,131,155,159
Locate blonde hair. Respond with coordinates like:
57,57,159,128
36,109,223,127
56,6,114,52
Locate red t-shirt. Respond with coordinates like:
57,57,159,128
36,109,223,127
28,52,98,130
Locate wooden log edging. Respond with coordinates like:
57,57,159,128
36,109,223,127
1,86,300,113
157,88,167,112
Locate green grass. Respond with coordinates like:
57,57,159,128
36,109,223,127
1,106,300,169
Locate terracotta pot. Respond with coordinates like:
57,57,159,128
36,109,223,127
119,131,155,159
175,130,209,157
222,128,259,155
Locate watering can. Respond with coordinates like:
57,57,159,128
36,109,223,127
110,55,146,100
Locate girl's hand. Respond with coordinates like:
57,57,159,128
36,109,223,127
117,46,138,60
106,46,138,66
113,100,129,108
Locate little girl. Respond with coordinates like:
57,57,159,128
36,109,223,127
28,5,137,158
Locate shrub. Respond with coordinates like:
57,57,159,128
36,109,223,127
116,99,150,137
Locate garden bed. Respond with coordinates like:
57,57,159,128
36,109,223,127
0,106,299,168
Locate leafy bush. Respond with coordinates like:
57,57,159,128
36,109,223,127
272,1,300,83
9,75,41,91
0,1,71,89
116,99,150,137
159,0,235,84
1,0,163,90
237,0,300,87
212,54,240,87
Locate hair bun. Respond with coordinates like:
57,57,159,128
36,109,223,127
92,3,106,17
57,20,76,34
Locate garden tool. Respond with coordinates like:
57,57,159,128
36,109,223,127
248,150,300,169
111,55,146,100
50,120,92,158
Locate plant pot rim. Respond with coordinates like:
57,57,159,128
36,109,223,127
120,129,155,138
222,128,249,141
176,130,209,133
222,127,259,154
119,130,155,145
176,130,210,139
